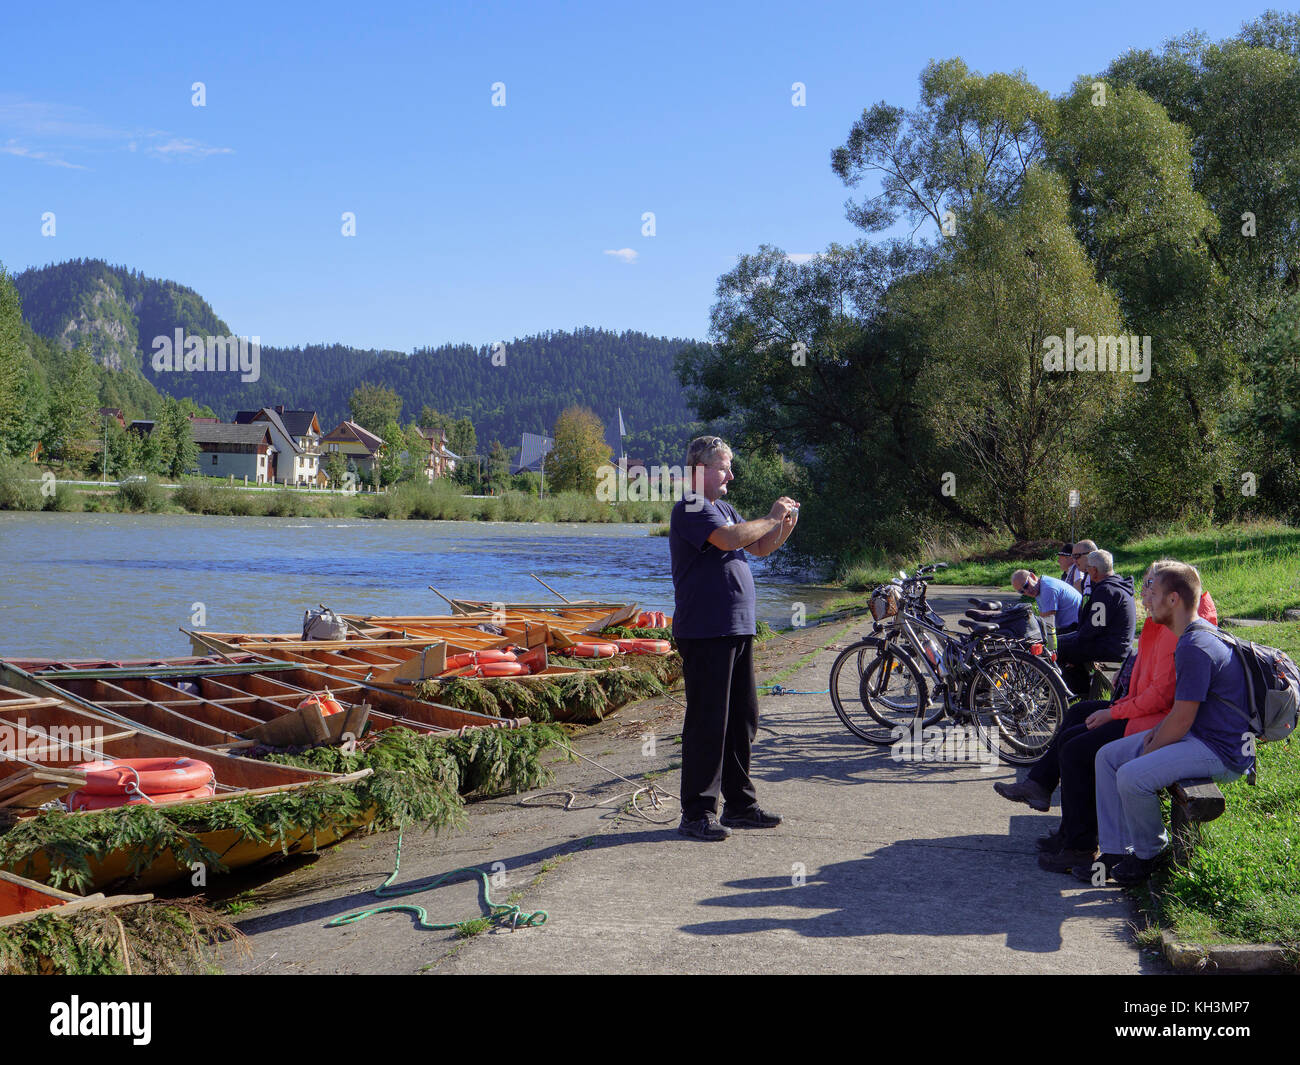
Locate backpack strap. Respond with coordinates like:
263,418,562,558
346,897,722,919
1206,626,1261,733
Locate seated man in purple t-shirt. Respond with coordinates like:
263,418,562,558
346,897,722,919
1090,562,1252,885
669,435,799,841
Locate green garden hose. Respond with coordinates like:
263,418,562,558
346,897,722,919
327,826,547,932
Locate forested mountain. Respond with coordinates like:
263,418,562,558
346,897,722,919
12,259,699,458
359,329,696,454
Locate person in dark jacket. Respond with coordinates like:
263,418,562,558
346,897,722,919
1055,549,1136,694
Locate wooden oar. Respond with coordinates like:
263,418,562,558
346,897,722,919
530,574,573,603
428,586,471,614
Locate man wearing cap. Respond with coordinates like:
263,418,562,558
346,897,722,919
669,435,799,842
1059,544,1080,588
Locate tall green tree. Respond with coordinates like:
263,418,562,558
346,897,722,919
545,407,610,493
151,396,198,478
349,383,402,432
487,440,511,494
41,343,99,470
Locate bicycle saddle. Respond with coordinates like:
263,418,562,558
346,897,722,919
958,618,1001,632
967,598,1003,611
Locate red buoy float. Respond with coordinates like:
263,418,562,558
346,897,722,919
72,758,216,796
298,691,344,717
465,661,529,677
610,638,672,655
445,649,517,671
561,642,618,659
68,784,217,812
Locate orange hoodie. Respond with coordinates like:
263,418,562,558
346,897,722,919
1108,594,1218,736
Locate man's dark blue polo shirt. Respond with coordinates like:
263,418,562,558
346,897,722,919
669,495,756,639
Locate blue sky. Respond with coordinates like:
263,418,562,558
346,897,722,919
0,0,1269,351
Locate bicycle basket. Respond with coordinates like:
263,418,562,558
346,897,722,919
870,585,901,621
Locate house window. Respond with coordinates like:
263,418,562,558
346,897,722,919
329,443,338,452
212,454,219,465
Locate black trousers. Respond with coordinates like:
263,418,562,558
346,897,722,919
1055,632,1094,695
1027,699,1110,792
676,635,760,821
1058,717,1128,850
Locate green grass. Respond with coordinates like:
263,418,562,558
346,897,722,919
842,521,1300,621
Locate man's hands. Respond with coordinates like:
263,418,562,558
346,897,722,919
768,496,799,521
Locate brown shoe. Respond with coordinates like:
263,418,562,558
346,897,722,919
993,779,1051,812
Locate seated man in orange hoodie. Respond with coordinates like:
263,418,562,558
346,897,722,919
1035,560,1217,872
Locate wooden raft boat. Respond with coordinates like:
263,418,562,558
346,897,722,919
0,686,375,890
0,655,530,750
0,869,151,929
185,629,614,689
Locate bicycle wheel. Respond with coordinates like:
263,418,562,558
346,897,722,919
829,638,934,746
965,648,1067,766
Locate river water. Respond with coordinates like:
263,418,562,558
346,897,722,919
0,513,841,660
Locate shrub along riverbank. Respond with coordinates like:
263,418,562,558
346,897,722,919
838,521,1300,953
0,459,671,523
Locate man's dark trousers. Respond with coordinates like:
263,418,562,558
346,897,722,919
677,635,760,820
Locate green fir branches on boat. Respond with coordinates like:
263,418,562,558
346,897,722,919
0,896,247,975
418,662,677,724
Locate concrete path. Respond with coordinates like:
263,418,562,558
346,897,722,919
225,585,1165,975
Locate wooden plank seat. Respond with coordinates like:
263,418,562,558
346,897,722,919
1167,777,1227,863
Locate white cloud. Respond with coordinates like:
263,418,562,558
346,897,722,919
785,253,818,264
0,140,86,169
604,248,639,264
0,96,232,167
148,137,235,159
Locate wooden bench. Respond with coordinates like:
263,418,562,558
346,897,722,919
1168,778,1227,863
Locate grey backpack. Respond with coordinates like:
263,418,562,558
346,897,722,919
1213,629,1299,744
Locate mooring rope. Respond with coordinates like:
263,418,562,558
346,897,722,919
326,825,548,932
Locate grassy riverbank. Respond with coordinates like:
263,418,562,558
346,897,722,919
0,462,672,523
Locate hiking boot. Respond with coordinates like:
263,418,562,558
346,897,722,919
1036,829,1064,853
1072,853,1128,885
1037,848,1097,874
720,806,783,829
992,778,1051,812
1110,850,1170,886
678,814,731,841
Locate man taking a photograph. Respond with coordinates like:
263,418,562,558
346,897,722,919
669,435,799,841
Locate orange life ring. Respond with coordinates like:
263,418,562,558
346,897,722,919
298,691,344,717
73,758,216,796
562,642,618,658
445,650,517,671
68,784,217,812
466,661,529,677
638,612,667,628
610,638,672,655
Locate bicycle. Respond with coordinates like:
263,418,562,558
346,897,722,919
829,563,1071,766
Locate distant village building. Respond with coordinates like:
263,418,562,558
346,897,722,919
513,432,554,474
99,408,126,430
235,406,325,486
411,425,459,480
321,420,385,476
189,422,277,483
